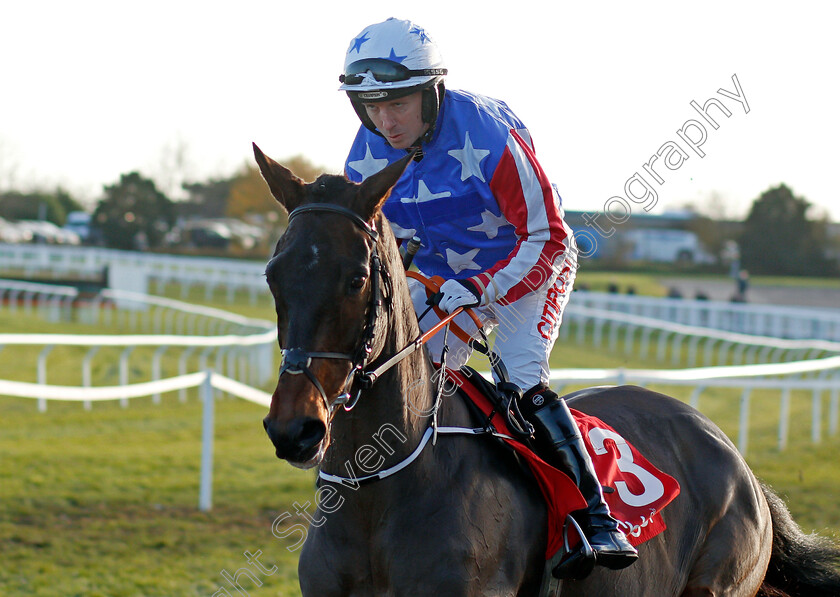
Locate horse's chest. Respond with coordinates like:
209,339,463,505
300,474,539,597
298,493,517,596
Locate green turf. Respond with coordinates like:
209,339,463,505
0,396,311,597
2,284,839,596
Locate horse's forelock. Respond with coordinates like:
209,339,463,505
307,174,356,204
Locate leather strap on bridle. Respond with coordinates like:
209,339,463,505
277,202,483,416
278,203,384,414
289,203,379,240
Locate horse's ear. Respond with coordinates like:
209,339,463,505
253,143,305,212
355,151,415,220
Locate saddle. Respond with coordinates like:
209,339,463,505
446,366,681,561
409,271,680,565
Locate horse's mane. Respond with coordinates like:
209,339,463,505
371,211,424,355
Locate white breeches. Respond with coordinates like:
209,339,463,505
409,262,576,392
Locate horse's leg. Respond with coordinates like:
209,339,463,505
681,479,772,597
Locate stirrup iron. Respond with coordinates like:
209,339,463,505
552,515,597,580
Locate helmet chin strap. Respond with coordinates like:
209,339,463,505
407,145,424,161
414,82,443,147
408,123,433,155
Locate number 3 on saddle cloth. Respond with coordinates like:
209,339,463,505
445,368,681,561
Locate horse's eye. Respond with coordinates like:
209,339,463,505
350,276,367,291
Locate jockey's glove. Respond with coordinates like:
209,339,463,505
438,279,482,313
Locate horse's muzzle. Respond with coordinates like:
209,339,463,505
263,415,326,466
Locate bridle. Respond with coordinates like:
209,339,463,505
276,203,388,415
274,202,497,424
274,202,534,487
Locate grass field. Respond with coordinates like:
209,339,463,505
2,281,839,596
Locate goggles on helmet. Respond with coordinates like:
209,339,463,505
340,58,447,86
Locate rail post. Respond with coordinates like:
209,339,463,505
199,370,215,512
738,387,752,456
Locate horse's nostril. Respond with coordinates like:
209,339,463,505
264,416,326,462
297,419,326,448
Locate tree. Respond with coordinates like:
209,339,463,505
739,184,834,276
688,214,730,266
226,164,278,220
180,179,231,220
53,188,84,222
92,172,175,250
226,154,326,224
154,136,194,200
0,188,82,224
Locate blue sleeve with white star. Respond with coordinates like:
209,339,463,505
342,89,570,305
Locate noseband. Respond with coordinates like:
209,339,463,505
277,203,388,414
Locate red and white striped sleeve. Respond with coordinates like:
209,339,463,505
468,129,572,305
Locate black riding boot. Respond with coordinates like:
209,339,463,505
520,384,638,578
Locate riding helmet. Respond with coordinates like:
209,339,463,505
339,18,447,140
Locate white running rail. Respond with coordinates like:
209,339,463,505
0,281,276,411
1,279,839,474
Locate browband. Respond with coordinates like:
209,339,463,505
288,204,378,240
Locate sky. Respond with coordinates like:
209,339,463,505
2,1,839,222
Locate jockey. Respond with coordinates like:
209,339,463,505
340,17,637,576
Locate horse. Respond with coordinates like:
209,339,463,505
253,143,840,596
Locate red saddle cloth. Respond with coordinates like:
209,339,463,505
446,369,681,559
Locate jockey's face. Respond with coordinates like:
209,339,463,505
363,91,429,149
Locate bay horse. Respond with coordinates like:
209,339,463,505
253,143,840,596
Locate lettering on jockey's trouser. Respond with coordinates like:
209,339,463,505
537,264,573,340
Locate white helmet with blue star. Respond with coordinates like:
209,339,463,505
339,18,448,138
339,18,446,97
